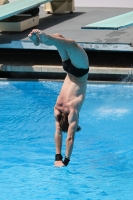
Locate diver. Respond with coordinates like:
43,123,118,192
28,29,89,167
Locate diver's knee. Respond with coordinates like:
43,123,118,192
53,33,65,38
69,39,78,49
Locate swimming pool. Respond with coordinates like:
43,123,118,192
0,80,133,200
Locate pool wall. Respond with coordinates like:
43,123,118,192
0,49,133,82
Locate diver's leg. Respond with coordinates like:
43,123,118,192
28,30,69,61
29,30,89,69
49,35,89,69
50,33,69,61
28,31,40,46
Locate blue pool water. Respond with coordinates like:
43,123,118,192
0,81,133,200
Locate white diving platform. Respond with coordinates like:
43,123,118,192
0,0,52,20
0,0,52,31
0,0,75,32
82,11,133,30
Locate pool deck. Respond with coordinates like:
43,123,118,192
0,6,133,80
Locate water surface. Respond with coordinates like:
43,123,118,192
0,81,133,200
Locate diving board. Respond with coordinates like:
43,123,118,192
0,0,52,21
82,11,133,30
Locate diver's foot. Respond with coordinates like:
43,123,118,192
35,30,49,44
28,31,40,46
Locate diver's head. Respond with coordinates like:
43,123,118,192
56,112,81,132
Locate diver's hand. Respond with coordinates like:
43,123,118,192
54,161,65,167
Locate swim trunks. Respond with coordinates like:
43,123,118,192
62,59,89,77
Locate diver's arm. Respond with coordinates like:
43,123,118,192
63,111,78,166
54,108,64,167
55,122,62,154
65,122,76,155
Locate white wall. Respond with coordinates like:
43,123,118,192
75,0,133,8
9,0,133,8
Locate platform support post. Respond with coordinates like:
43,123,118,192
0,0,9,6
44,0,75,14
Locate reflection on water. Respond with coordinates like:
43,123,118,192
0,81,133,200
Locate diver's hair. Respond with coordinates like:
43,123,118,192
56,112,81,133
56,112,69,132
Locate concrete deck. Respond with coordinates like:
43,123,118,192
0,6,133,81
0,7,133,50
